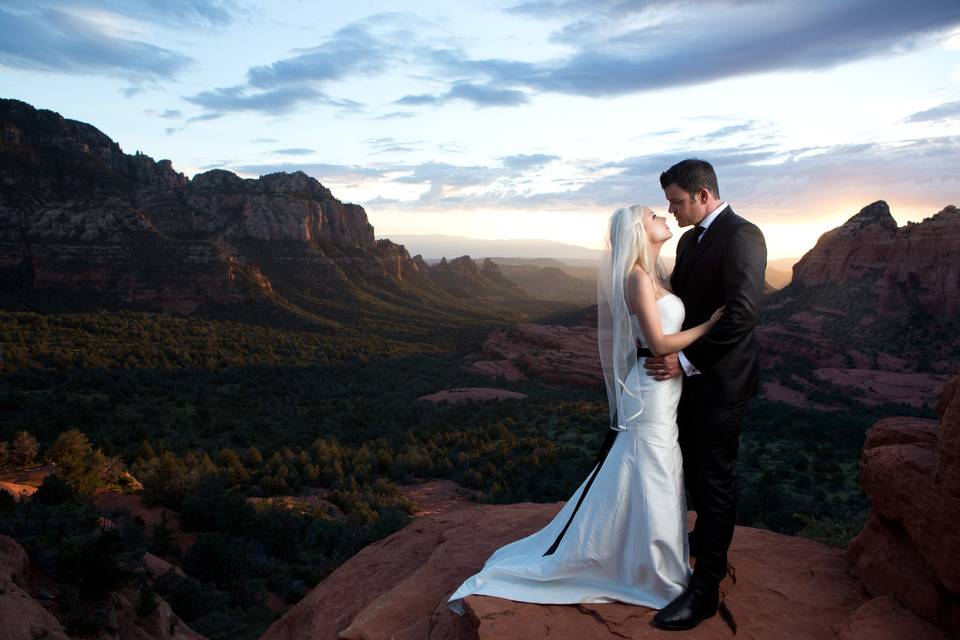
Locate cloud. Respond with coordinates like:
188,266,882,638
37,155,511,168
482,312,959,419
372,111,417,120
702,121,760,141
396,81,530,107
391,161,508,188
429,1,960,98
245,17,400,89
0,6,193,81
183,84,359,115
274,148,315,156
229,162,385,182
184,12,423,117
165,111,224,134
2,0,240,29
187,2,960,118
366,137,422,153
906,100,960,123
101,0,239,28
500,153,560,168
359,134,959,219
395,93,441,106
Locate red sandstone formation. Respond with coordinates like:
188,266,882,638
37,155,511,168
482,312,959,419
260,482,952,640
0,480,37,501
248,491,345,520
417,387,528,404
793,201,960,316
423,256,527,300
464,358,526,382
0,98,437,313
812,368,949,409
93,491,196,553
0,535,205,640
0,535,70,640
473,323,603,387
848,374,960,634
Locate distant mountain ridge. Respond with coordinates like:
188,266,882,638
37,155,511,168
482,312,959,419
379,234,602,261
0,98,560,329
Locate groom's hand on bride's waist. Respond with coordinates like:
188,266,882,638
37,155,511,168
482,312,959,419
644,353,681,380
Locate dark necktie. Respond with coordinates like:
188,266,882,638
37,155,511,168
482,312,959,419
695,224,706,242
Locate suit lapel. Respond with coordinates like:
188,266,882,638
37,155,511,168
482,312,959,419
671,228,697,291
679,207,734,278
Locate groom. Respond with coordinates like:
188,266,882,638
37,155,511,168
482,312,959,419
646,159,767,630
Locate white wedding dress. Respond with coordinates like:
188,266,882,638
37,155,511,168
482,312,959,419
448,293,691,615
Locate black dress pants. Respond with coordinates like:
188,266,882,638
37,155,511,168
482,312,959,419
677,394,748,588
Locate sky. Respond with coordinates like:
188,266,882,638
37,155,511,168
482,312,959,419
1,0,959,260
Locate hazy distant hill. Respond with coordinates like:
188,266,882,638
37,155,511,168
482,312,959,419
487,257,598,283
492,261,595,304
380,234,602,261
766,257,799,289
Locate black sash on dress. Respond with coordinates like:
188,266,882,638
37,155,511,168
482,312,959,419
542,425,620,556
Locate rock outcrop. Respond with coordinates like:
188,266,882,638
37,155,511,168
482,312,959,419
848,374,960,634
417,387,528,404
423,256,527,299
0,534,205,640
792,201,960,316
756,201,958,408
0,98,441,315
0,534,71,640
260,480,953,640
469,322,602,387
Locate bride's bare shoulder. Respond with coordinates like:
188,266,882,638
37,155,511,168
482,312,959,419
626,267,653,289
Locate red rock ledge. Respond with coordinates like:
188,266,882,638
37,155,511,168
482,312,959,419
261,488,950,639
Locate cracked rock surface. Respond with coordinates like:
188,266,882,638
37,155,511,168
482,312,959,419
260,479,952,639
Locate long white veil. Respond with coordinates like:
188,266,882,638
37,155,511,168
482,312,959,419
597,206,651,431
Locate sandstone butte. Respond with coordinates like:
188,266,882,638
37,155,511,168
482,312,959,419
792,201,960,316
255,375,960,640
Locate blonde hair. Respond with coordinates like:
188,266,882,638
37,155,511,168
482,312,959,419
623,204,671,291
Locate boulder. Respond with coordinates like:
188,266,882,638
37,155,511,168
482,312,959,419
848,374,960,633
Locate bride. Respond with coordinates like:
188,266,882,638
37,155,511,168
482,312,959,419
447,204,722,617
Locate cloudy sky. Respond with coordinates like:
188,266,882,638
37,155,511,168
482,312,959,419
2,0,959,259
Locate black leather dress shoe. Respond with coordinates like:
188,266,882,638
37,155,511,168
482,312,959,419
652,584,719,631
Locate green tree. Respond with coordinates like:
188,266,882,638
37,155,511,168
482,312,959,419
243,446,263,467
48,428,119,496
11,431,38,468
138,452,190,507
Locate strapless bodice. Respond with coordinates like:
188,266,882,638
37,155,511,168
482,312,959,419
632,292,685,348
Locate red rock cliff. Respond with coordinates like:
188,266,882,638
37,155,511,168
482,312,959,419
848,374,960,634
0,98,420,313
792,201,960,315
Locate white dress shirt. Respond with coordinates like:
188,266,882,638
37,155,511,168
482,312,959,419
678,201,728,377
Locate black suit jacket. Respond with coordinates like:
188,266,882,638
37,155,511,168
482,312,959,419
670,206,767,404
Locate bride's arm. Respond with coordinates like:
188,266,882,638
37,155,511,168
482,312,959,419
626,270,722,357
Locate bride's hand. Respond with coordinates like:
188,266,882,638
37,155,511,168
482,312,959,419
708,306,725,326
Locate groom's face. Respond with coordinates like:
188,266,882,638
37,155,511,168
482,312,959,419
663,183,706,227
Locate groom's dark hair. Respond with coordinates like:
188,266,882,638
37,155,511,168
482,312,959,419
659,159,720,199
